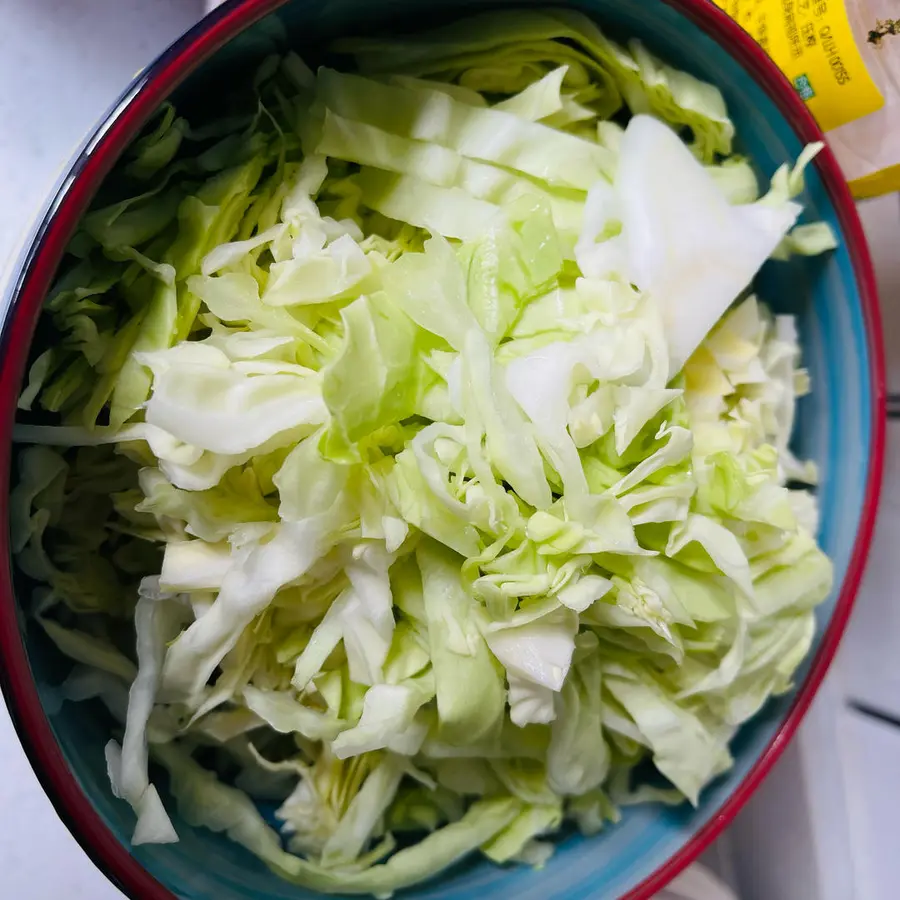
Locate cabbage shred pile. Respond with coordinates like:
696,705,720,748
12,10,835,896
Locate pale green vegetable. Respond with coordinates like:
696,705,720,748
417,540,506,745
332,676,434,758
315,68,614,191
13,10,835,896
105,579,181,845
161,511,352,700
546,635,611,796
137,340,327,455
578,114,802,376
320,292,435,459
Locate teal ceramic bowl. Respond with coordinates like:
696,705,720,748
0,1,886,899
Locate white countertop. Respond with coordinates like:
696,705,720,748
1,3,899,900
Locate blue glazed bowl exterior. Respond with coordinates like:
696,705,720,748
0,2,885,899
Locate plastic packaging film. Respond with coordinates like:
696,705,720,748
713,0,900,198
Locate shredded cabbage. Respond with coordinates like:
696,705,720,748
12,9,834,896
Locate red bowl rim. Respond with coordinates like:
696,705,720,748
0,1,885,898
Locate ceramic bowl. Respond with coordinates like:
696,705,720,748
0,1,885,898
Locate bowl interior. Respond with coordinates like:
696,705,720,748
13,1,876,899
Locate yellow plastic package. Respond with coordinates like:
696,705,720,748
714,1,900,198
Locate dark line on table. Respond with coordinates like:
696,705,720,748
848,699,900,731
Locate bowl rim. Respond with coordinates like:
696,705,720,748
0,1,885,898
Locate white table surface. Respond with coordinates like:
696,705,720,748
1,4,898,900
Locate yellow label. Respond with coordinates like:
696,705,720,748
848,162,900,199
713,0,884,131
